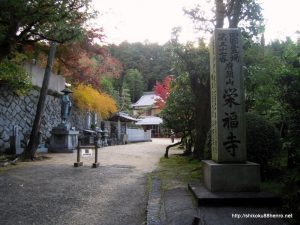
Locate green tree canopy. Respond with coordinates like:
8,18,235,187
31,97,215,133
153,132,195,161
244,37,300,168
244,38,299,122
161,73,195,134
109,41,173,91
169,34,211,159
0,0,96,60
184,0,264,38
100,76,119,102
124,69,144,103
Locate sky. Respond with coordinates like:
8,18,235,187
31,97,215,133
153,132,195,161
92,0,300,45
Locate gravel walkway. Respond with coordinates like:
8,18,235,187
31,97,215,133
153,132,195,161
0,139,170,225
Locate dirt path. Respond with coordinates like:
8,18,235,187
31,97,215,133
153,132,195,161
0,139,171,225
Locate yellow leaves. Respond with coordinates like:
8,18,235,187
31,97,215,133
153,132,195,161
72,84,117,119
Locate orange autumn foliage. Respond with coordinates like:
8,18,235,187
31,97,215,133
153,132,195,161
23,29,122,89
72,84,117,119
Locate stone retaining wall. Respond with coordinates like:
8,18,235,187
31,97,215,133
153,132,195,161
0,86,85,152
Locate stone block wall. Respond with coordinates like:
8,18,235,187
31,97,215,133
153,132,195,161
69,107,86,131
0,86,85,152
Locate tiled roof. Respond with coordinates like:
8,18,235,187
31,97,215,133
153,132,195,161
136,116,163,125
109,112,138,122
131,92,161,107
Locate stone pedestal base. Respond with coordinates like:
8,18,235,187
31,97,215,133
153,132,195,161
48,125,79,153
36,144,48,153
74,162,83,167
202,160,260,192
188,183,282,206
92,162,100,168
15,147,24,155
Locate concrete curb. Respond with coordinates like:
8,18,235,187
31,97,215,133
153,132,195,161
146,173,164,225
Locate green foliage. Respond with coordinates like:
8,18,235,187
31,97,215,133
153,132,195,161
244,38,300,170
124,69,144,102
100,76,132,113
244,38,300,118
246,113,281,167
261,163,300,224
109,42,173,91
118,86,132,114
161,73,195,133
205,113,281,176
169,34,211,159
0,58,32,95
278,74,300,110
277,72,300,168
0,0,96,59
100,76,119,102
171,39,210,87
275,39,300,112
240,38,300,221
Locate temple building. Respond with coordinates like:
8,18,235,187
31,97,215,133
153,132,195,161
131,92,163,137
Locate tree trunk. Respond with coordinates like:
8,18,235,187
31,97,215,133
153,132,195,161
24,42,57,159
287,111,300,169
0,22,19,61
215,0,225,28
229,0,242,28
193,82,211,160
0,43,12,61
165,139,183,158
184,135,193,156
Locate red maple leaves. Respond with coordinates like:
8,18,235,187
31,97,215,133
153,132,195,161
56,29,122,88
154,75,173,109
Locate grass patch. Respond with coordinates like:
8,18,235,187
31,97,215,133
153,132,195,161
158,153,202,190
145,172,154,195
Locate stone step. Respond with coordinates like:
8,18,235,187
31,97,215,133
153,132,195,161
188,183,283,207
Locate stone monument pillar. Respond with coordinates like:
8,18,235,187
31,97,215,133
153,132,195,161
48,88,79,153
85,111,91,129
10,125,24,155
92,112,97,128
203,28,260,192
117,118,121,144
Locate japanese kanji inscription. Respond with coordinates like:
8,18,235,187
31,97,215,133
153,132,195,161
210,28,246,163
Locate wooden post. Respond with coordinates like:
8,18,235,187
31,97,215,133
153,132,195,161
74,139,83,167
92,136,100,168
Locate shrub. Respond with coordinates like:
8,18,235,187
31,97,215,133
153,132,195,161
205,113,281,177
246,113,281,166
0,58,32,95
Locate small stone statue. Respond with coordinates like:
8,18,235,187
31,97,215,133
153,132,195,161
61,88,73,124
